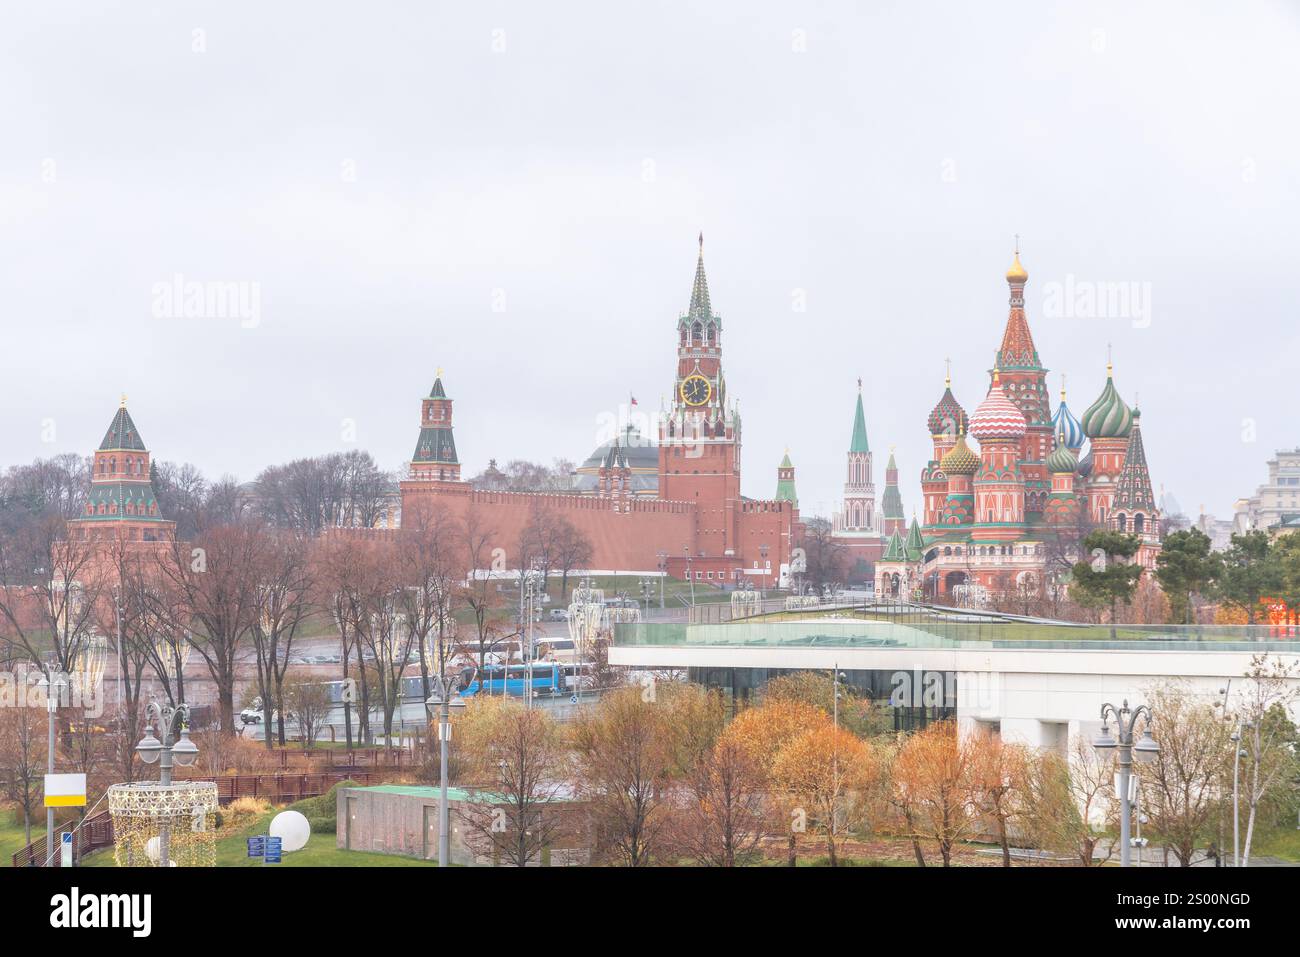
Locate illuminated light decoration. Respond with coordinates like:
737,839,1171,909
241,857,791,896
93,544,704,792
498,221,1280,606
107,781,219,868
730,589,762,619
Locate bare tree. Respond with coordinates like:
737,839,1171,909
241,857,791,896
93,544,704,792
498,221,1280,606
551,517,593,602
158,523,262,735
0,690,46,843
457,700,568,866
571,684,684,865
1022,739,1116,866
1236,655,1300,866
1136,682,1230,866
282,671,331,748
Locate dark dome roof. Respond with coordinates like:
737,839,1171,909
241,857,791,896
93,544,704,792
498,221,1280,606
572,424,660,495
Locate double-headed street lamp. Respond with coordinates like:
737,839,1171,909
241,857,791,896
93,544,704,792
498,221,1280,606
1093,699,1159,867
1217,681,1252,868
136,699,199,868
655,552,667,608
426,677,467,867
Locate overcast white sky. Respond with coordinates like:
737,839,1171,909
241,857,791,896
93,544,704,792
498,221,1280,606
3,1,1298,520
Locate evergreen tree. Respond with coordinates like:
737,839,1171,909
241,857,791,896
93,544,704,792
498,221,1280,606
1155,527,1218,624
1216,530,1278,625
1069,529,1144,636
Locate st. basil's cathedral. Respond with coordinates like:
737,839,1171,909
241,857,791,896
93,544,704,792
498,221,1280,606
872,249,1160,602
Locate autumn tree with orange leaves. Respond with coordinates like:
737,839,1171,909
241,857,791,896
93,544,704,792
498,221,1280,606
892,721,978,866
771,723,877,866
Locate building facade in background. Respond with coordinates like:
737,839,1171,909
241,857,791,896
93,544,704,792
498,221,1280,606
1233,449,1300,537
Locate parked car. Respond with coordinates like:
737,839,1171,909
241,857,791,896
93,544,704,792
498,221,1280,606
548,608,570,621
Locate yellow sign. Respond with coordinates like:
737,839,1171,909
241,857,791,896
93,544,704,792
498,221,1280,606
44,773,87,808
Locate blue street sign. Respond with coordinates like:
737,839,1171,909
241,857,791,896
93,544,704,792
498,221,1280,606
247,836,266,858
264,836,282,864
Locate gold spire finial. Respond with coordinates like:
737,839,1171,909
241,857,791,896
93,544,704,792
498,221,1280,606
120,393,127,409
992,366,1001,386
1106,342,1113,377
944,357,952,388
1006,236,1027,283
436,366,443,379
1060,372,1067,401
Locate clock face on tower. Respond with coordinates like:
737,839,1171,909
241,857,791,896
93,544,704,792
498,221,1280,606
680,374,712,406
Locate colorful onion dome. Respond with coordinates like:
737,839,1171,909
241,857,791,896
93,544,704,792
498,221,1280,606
1046,431,1078,474
1081,364,1133,439
969,372,1027,441
1051,387,1085,451
939,431,980,474
927,382,969,437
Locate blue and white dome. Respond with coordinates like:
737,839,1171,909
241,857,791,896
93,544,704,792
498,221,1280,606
1051,397,1085,451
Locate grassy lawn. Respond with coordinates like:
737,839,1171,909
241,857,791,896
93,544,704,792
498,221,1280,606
0,816,35,862
1252,826,1300,863
1,808,83,863
78,806,439,868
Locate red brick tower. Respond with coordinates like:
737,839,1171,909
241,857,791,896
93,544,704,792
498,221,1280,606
409,371,462,483
921,365,969,528
659,234,741,565
969,371,1028,541
993,246,1052,518
68,396,175,544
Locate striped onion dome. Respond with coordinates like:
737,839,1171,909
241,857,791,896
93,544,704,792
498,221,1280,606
969,374,1027,441
927,384,969,437
939,431,980,474
1081,366,1133,439
1051,398,1085,451
1046,431,1079,474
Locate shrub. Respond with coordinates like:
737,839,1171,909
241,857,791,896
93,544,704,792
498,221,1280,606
287,779,359,834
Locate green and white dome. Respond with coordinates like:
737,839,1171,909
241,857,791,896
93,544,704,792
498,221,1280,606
1081,365,1133,439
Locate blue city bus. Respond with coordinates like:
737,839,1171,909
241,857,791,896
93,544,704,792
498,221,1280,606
457,662,563,697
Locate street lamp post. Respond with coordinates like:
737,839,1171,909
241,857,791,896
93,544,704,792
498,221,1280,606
684,547,695,606
1217,681,1251,868
135,699,199,868
38,670,65,863
426,677,466,867
1093,699,1159,867
656,552,667,608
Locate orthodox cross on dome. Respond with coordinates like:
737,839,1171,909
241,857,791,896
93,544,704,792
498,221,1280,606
944,357,951,387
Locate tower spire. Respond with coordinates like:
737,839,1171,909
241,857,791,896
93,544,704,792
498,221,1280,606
688,232,711,319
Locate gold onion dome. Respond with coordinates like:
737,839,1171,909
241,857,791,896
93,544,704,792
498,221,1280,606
1006,251,1028,284
1081,364,1133,439
940,431,980,474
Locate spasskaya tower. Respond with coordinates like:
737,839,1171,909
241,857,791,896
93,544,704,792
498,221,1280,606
659,234,742,567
